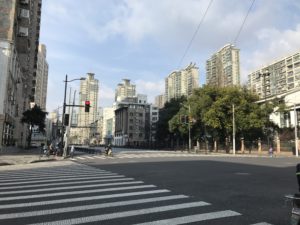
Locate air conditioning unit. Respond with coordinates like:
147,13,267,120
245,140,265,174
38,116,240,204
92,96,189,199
20,0,30,4
18,26,28,36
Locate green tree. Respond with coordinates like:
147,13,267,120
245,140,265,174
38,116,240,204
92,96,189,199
170,85,279,150
155,96,186,147
21,105,48,147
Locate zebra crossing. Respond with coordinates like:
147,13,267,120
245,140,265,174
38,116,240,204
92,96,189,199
0,163,272,225
71,152,205,161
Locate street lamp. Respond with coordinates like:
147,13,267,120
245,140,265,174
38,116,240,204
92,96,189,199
232,104,236,155
61,74,85,157
294,104,298,157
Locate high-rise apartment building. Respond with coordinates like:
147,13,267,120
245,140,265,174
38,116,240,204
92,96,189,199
165,62,199,102
0,0,42,148
115,79,136,102
154,94,165,109
34,44,48,110
248,51,300,99
76,73,99,144
101,107,115,144
206,44,240,87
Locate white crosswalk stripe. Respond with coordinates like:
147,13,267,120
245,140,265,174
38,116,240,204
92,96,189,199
0,163,273,225
71,152,204,161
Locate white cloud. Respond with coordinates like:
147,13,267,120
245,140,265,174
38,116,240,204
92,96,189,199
135,79,165,104
99,84,115,107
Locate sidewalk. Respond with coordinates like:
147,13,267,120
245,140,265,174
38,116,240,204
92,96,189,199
0,146,64,166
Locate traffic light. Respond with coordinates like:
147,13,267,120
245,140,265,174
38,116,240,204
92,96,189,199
85,101,90,112
64,114,69,126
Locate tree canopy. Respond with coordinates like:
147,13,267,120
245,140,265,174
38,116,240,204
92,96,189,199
21,105,48,147
167,86,279,146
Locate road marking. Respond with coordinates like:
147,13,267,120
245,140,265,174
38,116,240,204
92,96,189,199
28,201,210,225
0,189,170,209
0,181,144,195
0,195,188,219
0,184,156,201
133,210,241,225
250,223,273,225
0,174,123,185
0,168,115,177
75,156,85,160
0,177,134,190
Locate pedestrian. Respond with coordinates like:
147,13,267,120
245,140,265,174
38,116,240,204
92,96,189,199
70,145,75,158
269,146,273,157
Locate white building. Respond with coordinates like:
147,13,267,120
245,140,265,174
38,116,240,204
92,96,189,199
115,79,136,102
268,88,300,128
165,62,199,102
76,73,99,144
34,44,48,111
248,51,300,99
206,44,240,87
101,107,115,144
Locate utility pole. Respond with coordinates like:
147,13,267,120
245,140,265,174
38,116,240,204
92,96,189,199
233,104,236,155
295,104,298,157
188,104,191,151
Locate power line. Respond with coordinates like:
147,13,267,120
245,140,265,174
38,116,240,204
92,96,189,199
233,0,256,45
178,0,214,69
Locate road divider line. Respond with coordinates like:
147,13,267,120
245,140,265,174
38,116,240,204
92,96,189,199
0,189,171,209
0,195,188,220
27,201,210,225
133,210,241,225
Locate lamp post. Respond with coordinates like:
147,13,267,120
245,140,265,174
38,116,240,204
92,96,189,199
232,104,236,155
294,104,298,157
61,74,85,157
188,104,191,151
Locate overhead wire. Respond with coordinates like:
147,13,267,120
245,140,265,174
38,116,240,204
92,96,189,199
177,0,214,69
233,0,256,45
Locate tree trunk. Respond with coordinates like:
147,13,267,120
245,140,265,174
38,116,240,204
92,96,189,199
27,125,33,148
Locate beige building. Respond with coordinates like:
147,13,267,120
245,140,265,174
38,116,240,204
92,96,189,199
248,51,300,99
165,62,199,102
206,44,240,87
34,44,48,111
76,73,99,144
115,79,136,102
154,94,165,109
0,0,42,148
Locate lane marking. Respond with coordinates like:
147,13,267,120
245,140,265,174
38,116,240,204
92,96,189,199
0,189,170,209
250,223,273,225
28,201,210,225
134,210,241,225
0,185,156,201
0,195,188,219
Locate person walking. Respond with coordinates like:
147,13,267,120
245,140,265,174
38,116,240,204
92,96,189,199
70,145,75,158
269,146,273,157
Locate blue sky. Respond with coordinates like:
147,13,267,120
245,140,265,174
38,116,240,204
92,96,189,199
40,0,300,112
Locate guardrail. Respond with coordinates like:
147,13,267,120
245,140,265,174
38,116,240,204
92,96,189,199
74,146,102,154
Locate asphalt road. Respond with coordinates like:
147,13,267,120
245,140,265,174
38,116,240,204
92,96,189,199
0,154,298,225
84,156,299,224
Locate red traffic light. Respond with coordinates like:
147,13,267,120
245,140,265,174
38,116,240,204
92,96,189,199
85,101,90,112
